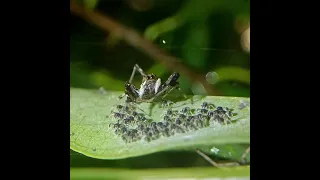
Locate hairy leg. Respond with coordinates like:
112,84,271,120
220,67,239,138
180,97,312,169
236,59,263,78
129,64,146,83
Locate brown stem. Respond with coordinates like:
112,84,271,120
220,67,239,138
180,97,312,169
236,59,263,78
70,0,220,95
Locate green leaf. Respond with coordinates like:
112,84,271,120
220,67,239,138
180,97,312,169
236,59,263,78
70,88,250,159
70,167,250,180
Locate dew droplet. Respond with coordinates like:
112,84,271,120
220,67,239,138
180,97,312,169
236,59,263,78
162,40,166,44
210,147,220,154
206,72,219,84
183,135,192,142
98,87,107,95
239,100,249,110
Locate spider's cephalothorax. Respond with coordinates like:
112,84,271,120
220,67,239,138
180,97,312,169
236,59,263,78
120,64,180,103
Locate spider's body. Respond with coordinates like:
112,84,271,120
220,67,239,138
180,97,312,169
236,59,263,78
120,64,180,103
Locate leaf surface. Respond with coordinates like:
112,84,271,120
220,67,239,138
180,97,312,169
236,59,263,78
70,88,250,159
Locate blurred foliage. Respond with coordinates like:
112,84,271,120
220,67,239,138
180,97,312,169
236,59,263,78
82,0,100,9
70,0,250,172
71,167,250,180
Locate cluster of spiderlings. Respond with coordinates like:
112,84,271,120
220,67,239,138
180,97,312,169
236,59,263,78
108,103,153,143
108,102,236,144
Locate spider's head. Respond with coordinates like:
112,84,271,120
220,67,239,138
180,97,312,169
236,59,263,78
142,73,158,83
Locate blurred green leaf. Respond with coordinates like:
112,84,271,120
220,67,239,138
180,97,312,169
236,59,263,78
215,67,250,85
70,63,124,90
146,64,167,78
178,0,250,21
70,63,97,89
90,71,124,91
182,21,210,68
144,0,250,42
216,82,250,97
191,82,207,95
83,0,100,9
70,88,250,159
178,76,192,94
70,167,250,180
144,15,181,41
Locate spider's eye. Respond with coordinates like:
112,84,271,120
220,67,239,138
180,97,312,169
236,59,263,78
125,82,131,87
145,74,156,80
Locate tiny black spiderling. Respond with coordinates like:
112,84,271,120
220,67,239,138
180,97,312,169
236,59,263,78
197,108,208,114
178,113,187,119
110,112,126,120
175,118,182,125
163,115,172,122
201,102,215,109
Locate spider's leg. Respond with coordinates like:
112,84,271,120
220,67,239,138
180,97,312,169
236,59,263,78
128,64,146,83
162,72,180,96
138,81,146,98
146,84,178,102
129,64,147,83
154,78,161,94
134,64,147,76
166,72,180,86
161,84,179,99
124,82,140,102
144,72,180,103
165,73,187,99
118,93,126,100
129,65,137,83
156,72,180,93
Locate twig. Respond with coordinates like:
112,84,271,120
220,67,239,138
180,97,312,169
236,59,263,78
196,149,221,167
70,0,220,95
240,146,250,164
196,148,250,168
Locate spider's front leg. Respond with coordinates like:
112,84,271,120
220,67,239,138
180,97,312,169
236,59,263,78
122,81,140,103
120,64,147,101
166,72,180,86
157,72,180,94
160,72,181,99
129,64,147,83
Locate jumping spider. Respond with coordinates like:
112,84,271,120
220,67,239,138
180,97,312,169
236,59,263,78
119,64,180,103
